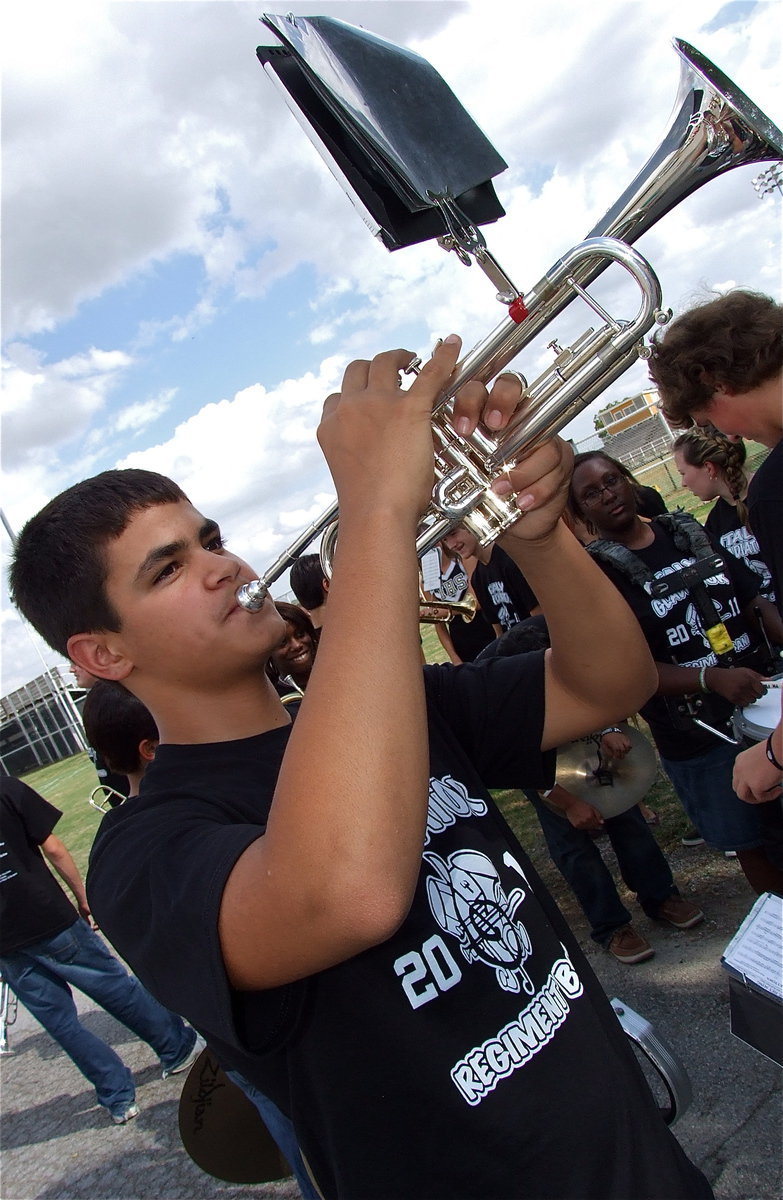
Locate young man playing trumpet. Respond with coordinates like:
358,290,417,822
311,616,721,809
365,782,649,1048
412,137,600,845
10,338,711,1199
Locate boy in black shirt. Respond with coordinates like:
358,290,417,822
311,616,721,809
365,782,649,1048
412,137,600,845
0,777,199,1123
648,289,782,810
442,523,539,634
9,339,711,1198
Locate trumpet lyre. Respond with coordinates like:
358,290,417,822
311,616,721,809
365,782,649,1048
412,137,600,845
237,21,782,612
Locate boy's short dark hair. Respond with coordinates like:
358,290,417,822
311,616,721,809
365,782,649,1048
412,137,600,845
83,681,159,774
476,614,550,661
9,469,187,657
289,553,328,610
647,290,783,426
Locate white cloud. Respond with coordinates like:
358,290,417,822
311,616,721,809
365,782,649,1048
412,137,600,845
1,345,134,465
113,355,344,568
114,388,177,434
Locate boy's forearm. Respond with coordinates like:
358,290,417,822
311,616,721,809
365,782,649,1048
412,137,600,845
224,509,431,986
43,840,89,908
277,507,429,886
502,523,656,721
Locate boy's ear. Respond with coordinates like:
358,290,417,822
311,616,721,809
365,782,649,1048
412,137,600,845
138,738,158,765
66,633,133,682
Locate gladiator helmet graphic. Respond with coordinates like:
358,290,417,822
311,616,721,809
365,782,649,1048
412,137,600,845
424,849,534,994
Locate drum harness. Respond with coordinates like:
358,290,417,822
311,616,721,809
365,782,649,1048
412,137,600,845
586,511,780,745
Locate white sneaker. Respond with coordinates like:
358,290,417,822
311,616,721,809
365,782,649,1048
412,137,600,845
161,1033,205,1079
111,1102,139,1125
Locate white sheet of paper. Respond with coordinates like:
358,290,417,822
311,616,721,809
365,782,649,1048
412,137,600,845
420,548,442,594
721,891,783,1002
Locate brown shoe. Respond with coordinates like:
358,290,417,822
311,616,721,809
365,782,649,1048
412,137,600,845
606,926,655,964
655,895,705,930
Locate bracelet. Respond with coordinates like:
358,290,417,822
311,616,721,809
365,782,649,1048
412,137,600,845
698,666,710,693
766,733,783,773
598,726,623,737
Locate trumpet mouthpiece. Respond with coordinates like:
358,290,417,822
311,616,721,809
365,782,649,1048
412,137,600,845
236,580,269,612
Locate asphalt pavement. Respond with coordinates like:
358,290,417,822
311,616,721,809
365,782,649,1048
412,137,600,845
1,846,780,1200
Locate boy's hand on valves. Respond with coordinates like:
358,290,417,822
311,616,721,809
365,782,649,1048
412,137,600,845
318,336,462,521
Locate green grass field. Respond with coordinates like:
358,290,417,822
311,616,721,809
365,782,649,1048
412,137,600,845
20,755,104,878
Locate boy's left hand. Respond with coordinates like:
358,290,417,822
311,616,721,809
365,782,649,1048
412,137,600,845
450,372,574,546
493,435,574,547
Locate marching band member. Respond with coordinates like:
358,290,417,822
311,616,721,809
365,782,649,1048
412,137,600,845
10,341,711,1199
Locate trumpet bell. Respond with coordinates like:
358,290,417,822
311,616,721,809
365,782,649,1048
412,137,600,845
419,592,478,625
587,38,783,245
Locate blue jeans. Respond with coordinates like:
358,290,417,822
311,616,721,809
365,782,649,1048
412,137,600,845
226,1071,320,1200
661,741,763,851
525,792,676,945
1,918,196,1118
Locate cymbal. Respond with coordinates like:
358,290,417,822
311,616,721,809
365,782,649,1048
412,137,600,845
553,724,658,818
178,1047,292,1185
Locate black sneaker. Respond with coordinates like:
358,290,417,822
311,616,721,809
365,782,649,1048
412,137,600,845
680,826,705,847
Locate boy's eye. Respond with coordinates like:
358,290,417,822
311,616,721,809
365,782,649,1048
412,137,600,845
205,533,226,552
154,561,178,584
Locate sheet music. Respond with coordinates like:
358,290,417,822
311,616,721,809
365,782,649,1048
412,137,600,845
721,892,783,1002
420,548,442,594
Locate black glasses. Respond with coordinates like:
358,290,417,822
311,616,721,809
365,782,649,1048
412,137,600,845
578,472,623,506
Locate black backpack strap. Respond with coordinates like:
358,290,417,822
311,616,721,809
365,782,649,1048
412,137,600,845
657,510,716,560
586,538,653,590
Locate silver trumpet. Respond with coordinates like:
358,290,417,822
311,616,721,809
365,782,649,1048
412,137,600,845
237,35,782,613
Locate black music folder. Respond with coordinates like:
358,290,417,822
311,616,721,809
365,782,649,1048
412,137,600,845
257,13,507,250
721,891,783,1066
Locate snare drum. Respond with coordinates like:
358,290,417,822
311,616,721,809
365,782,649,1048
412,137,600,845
732,677,782,745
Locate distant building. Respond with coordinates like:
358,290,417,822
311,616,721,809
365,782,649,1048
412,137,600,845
593,389,674,469
0,665,88,777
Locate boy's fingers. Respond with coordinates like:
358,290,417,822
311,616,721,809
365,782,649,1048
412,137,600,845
366,348,418,389
484,372,527,432
341,358,371,394
451,369,526,439
320,392,341,422
409,335,462,401
492,438,572,511
452,380,490,436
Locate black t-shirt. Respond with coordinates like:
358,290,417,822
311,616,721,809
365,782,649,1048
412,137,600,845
435,560,495,662
589,519,761,759
87,659,710,1200
472,545,538,632
705,495,775,603
0,778,78,954
748,440,783,617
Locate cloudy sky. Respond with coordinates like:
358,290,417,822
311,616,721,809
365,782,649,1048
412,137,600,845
2,0,782,694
